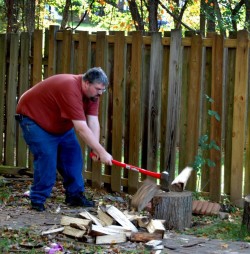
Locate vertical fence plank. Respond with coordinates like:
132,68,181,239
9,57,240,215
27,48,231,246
160,40,170,172
209,34,224,202
6,33,19,165
185,34,203,191
231,30,249,206
0,34,7,163
62,30,72,73
224,47,236,196
76,31,90,73
179,39,190,174
111,31,125,192
92,31,108,188
16,32,30,167
147,32,163,173
48,26,59,77
128,31,143,193
33,30,43,85
164,29,183,181
200,45,212,193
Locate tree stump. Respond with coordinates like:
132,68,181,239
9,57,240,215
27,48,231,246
152,191,192,230
242,195,250,233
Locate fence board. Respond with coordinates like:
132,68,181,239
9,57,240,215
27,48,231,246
128,31,143,193
147,32,163,174
160,44,170,172
0,34,7,163
62,30,72,73
48,25,59,77
179,41,190,174
92,31,108,188
210,34,224,202
32,30,43,85
16,32,30,167
111,31,125,192
6,33,19,165
231,30,249,205
165,29,183,182
224,47,236,195
185,34,203,191
76,31,90,73
200,45,212,192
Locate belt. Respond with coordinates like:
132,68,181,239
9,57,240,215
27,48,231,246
15,114,28,121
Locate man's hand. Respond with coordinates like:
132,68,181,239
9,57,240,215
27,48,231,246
92,150,113,166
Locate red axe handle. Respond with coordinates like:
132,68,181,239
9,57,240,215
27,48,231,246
90,152,161,179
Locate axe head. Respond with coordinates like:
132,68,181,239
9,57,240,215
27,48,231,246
160,171,169,192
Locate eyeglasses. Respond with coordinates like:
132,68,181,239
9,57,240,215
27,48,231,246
95,87,107,94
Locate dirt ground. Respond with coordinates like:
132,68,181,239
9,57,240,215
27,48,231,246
0,177,250,253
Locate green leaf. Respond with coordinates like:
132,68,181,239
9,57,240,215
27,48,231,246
207,159,216,168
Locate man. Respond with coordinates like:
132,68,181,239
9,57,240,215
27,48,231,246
16,67,113,212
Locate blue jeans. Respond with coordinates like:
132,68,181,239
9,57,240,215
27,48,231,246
18,116,84,204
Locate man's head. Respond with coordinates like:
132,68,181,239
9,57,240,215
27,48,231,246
83,67,109,101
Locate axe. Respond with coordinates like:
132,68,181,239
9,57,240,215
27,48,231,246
90,152,169,191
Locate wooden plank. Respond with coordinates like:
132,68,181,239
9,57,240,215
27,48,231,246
178,42,190,173
160,44,170,171
164,29,183,181
76,31,90,73
47,25,59,77
223,47,236,195
32,29,43,85
231,30,249,206
111,31,125,192
96,234,127,244
184,34,202,191
128,31,143,194
106,205,138,232
209,34,223,202
200,45,212,192
16,32,30,167
0,34,7,160
91,31,108,188
62,30,72,73
6,33,19,165
146,32,163,173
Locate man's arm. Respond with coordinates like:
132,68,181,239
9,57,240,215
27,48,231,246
72,119,112,165
86,115,100,141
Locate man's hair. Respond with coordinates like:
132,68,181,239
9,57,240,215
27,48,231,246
83,67,109,86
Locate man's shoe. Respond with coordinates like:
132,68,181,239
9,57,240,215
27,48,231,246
31,202,45,212
65,193,95,207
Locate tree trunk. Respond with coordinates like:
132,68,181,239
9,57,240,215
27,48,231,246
5,0,19,32
127,0,144,31
148,0,159,32
152,191,192,230
244,0,250,31
200,0,206,35
242,195,250,233
24,0,35,33
60,0,71,30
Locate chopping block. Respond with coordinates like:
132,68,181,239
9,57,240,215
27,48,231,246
152,191,192,231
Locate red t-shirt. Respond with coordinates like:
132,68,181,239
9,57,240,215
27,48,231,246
16,74,99,134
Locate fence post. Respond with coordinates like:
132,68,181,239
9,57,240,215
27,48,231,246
147,32,163,173
231,30,249,206
128,31,143,194
164,29,182,182
6,33,19,166
0,34,7,162
48,25,59,77
111,31,125,192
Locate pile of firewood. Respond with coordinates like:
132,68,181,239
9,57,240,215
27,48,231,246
42,205,165,252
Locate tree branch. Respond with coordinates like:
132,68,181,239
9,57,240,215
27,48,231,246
159,0,200,33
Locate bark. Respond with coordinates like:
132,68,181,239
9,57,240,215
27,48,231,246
127,0,144,31
147,0,159,32
24,0,35,33
60,0,71,30
207,0,215,32
245,0,250,31
5,0,19,32
200,0,206,35
176,0,189,29
230,0,245,32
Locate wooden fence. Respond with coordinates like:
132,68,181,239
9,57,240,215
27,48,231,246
0,26,249,206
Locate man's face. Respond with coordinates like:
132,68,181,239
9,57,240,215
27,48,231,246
87,82,106,102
